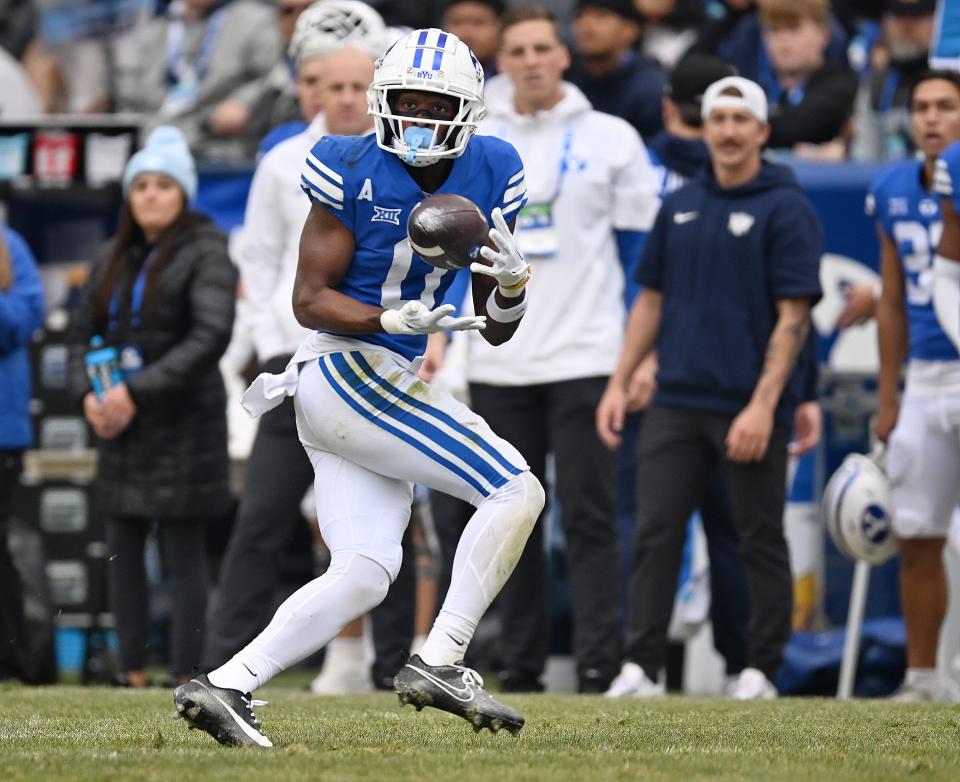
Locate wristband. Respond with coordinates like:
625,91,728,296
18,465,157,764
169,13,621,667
486,287,527,323
498,266,532,298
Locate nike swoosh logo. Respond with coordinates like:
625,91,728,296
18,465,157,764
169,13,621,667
406,664,476,702
446,633,465,647
674,211,698,224
192,679,273,747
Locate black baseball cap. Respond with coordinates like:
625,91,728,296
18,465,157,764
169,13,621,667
666,54,737,109
885,0,937,16
575,0,641,23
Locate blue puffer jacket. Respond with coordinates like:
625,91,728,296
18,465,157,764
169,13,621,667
0,227,44,449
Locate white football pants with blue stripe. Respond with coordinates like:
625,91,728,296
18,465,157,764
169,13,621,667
210,347,544,693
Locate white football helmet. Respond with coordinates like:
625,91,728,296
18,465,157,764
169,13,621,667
367,28,485,167
288,0,387,66
821,449,897,565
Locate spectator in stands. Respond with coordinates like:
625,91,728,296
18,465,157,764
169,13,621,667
758,0,858,155
710,0,850,84
440,0,504,79
633,0,705,68
430,6,660,693
247,0,387,158
113,0,282,161
566,0,666,140
204,45,386,693
68,127,236,686
694,0,756,59
598,76,822,700
0,226,44,683
0,44,41,116
851,0,937,161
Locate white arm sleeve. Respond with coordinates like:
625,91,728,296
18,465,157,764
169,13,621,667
933,254,960,352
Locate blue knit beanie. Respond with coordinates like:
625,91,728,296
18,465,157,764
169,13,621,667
122,126,197,202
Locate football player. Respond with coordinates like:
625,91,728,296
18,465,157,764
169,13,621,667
174,28,545,747
871,70,960,701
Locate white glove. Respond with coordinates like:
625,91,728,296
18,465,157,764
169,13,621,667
380,301,486,335
471,207,531,296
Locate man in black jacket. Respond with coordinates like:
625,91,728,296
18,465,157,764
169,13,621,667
598,76,822,700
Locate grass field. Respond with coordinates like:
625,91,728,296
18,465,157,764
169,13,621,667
1,682,959,782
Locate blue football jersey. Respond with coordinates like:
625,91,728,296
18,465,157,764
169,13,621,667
300,133,527,360
868,159,960,361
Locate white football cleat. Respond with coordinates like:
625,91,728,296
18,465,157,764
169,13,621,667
889,681,938,703
729,667,777,700
604,662,665,699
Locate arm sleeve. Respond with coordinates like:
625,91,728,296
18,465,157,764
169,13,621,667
934,141,960,211
616,230,647,308
766,193,824,303
0,229,44,355
493,145,528,221
124,241,238,408
767,68,859,148
633,206,669,292
300,138,356,229
235,151,291,362
611,126,661,232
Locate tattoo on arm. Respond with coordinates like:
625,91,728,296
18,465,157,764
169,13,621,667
753,300,811,410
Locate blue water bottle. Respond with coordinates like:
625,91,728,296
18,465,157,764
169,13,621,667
84,336,123,399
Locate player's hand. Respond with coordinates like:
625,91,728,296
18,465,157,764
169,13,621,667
835,283,877,329
472,207,531,294
874,397,899,443
381,301,486,335
596,381,629,450
726,401,773,462
789,401,822,456
419,332,449,381
626,353,657,411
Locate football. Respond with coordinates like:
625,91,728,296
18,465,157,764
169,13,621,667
407,193,490,271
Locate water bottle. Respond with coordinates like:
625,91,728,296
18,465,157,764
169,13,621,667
84,336,123,399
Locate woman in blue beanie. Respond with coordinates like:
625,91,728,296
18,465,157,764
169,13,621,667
68,127,237,687
0,226,44,682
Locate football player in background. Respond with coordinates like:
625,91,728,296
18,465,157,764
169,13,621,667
174,28,545,747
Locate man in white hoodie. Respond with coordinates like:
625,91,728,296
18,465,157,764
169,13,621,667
448,5,660,693
202,41,378,687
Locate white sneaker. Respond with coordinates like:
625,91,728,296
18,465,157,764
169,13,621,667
604,662,665,699
729,668,777,700
889,682,938,703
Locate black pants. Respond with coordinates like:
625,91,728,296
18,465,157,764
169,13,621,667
0,451,24,680
202,386,416,679
106,514,208,676
624,405,791,682
469,377,621,687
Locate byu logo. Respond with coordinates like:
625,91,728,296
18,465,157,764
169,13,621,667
372,206,402,225
919,199,938,217
861,504,890,544
728,211,755,237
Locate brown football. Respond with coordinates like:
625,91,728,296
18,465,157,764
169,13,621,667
407,193,490,271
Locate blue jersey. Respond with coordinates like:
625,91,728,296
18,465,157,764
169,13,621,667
868,159,959,362
935,140,960,212
300,133,527,360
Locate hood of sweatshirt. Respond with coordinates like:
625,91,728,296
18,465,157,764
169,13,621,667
698,158,801,197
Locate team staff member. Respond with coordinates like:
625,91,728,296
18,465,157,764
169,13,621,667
598,76,822,700
431,6,660,694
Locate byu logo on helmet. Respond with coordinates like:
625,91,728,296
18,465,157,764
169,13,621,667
861,503,890,544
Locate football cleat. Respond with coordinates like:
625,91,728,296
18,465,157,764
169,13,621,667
394,655,524,735
173,674,273,748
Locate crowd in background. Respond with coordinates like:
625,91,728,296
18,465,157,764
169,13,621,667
0,0,955,699
0,0,942,164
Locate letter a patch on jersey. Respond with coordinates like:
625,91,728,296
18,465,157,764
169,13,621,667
358,178,374,201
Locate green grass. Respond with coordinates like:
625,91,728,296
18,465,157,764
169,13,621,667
1,684,959,781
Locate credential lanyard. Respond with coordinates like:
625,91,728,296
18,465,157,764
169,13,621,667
108,249,158,332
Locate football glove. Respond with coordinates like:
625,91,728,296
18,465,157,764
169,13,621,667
380,301,486,335
471,207,531,296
